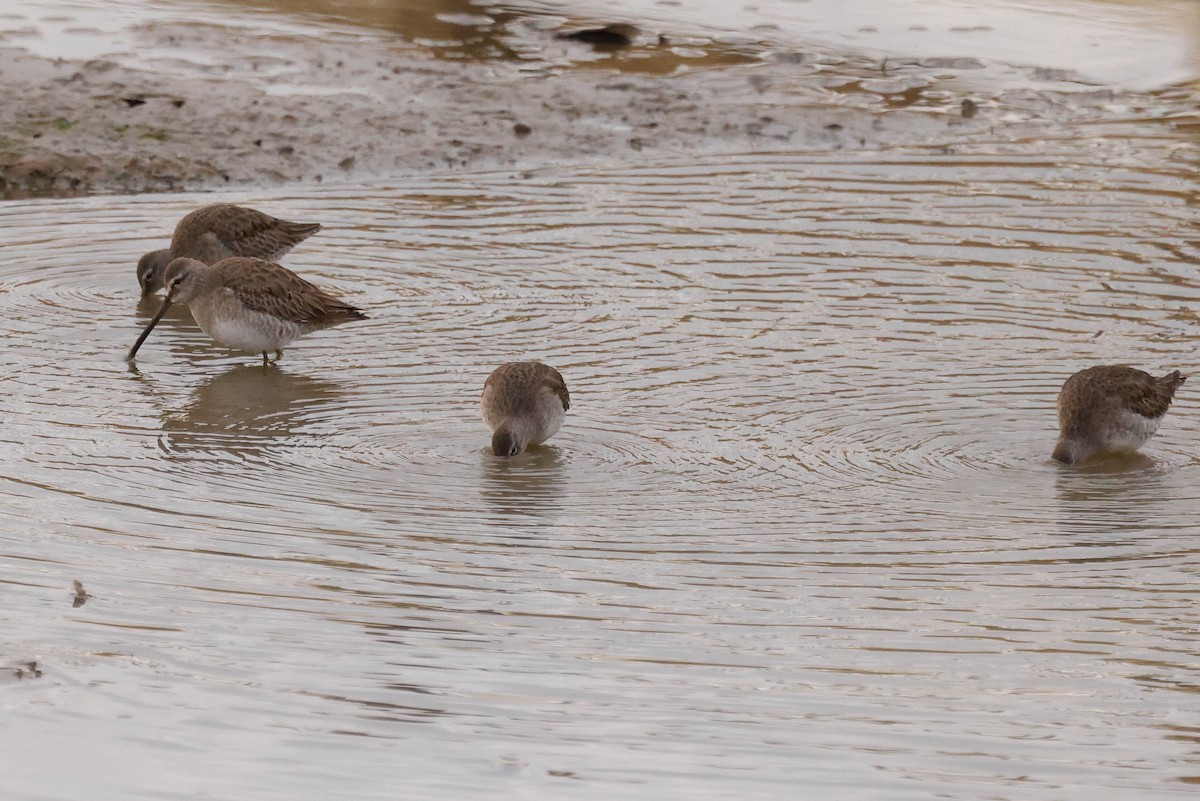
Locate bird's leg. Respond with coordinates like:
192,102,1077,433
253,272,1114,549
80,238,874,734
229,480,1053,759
258,350,283,367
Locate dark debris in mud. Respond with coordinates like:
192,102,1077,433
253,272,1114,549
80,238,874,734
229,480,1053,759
7,661,43,680
556,23,639,47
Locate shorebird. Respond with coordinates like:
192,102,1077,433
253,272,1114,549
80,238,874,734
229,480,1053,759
126,257,366,366
481,361,570,456
137,204,321,296
1052,365,1185,464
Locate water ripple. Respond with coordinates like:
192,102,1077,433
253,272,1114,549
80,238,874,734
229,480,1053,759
3,143,1200,799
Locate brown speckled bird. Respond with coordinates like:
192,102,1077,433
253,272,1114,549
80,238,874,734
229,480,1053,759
481,362,571,457
127,257,366,366
1053,365,1185,464
137,204,321,296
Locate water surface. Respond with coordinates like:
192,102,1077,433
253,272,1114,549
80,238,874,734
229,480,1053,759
2,0,1200,798
2,135,1200,798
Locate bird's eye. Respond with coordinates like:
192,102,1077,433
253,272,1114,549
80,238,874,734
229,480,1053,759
170,276,184,287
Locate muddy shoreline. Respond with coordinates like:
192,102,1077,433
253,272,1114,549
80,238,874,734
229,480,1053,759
0,11,1193,197
0,12,984,197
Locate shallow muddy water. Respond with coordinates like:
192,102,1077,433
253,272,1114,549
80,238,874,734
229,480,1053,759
3,0,1200,798
3,134,1200,798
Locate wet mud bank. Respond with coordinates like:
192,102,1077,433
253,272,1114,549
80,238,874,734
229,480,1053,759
1,7,1197,197
0,18,1039,196
0,46,944,196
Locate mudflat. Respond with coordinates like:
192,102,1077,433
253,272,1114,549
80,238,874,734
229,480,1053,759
0,12,998,196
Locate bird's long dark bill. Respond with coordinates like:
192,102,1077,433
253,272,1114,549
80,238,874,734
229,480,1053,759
125,293,173,361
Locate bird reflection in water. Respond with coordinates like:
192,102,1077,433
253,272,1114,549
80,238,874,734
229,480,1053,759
479,445,567,522
1052,451,1172,536
160,364,343,457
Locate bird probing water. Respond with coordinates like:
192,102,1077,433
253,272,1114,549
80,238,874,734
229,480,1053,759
481,362,570,456
1052,365,1185,465
137,204,321,296
126,257,366,366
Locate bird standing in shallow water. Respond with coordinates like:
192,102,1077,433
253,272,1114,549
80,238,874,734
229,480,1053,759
126,257,367,366
482,362,570,456
137,204,321,296
1053,365,1185,464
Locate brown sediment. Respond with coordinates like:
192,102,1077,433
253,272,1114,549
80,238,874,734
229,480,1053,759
0,10,1194,197
0,11,997,198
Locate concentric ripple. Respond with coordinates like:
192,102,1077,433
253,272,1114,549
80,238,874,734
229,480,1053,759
4,140,1200,799
2,148,1199,540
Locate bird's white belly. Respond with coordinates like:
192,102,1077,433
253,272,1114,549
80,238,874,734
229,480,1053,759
527,398,566,445
190,297,302,353
1105,410,1160,452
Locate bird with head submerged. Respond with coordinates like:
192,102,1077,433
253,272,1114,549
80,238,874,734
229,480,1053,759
481,361,570,457
1052,365,1185,465
137,204,321,296
126,257,367,366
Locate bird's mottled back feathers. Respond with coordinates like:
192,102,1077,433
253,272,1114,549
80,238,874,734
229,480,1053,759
172,204,321,262
213,257,366,326
484,362,570,415
1059,365,1183,432
1127,370,1184,419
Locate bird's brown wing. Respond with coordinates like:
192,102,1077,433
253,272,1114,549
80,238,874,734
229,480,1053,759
176,205,320,260
1121,369,1181,419
215,258,365,325
543,365,571,411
